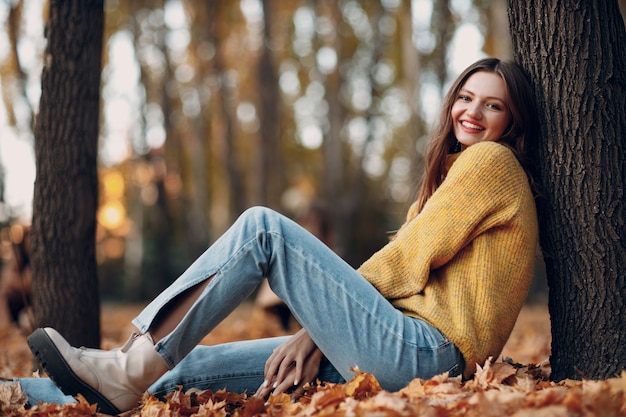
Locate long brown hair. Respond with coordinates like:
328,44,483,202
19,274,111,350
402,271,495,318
413,58,539,214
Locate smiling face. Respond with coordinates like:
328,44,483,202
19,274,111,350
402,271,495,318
451,71,512,148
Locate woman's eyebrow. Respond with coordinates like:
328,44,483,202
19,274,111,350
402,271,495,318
459,88,506,103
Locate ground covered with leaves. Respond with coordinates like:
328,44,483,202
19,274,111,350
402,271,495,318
1,303,624,416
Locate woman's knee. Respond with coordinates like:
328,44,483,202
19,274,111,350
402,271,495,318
242,206,277,220
239,207,286,234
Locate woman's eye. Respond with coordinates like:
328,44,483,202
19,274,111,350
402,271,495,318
487,103,502,110
458,95,470,102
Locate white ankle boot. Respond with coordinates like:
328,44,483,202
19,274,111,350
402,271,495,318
28,327,169,414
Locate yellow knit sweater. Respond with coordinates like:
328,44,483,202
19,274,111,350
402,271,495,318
357,141,538,379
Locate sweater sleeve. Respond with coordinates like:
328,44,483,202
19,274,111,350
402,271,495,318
357,141,526,299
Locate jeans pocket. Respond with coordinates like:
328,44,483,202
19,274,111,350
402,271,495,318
445,362,461,377
427,332,465,378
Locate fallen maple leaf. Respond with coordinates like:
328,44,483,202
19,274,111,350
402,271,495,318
343,368,381,399
25,395,98,417
138,398,173,417
509,404,569,417
606,370,626,397
0,380,27,416
581,379,625,417
193,398,228,417
361,390,416,416
308,383,346,410
470,357,518,391
398,377,427,398
233,396,265,417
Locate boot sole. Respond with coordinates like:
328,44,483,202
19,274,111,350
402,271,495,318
27,328,122,415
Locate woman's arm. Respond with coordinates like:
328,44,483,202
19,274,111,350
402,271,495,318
358,142,528,299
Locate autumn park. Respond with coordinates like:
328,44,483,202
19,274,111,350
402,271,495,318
0,0,625,416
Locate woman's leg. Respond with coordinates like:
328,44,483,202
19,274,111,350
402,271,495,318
149,278,211,342
8,338,344,407
135,207,463,389
3,377,77,406
29,206,462,413
147,338,345,398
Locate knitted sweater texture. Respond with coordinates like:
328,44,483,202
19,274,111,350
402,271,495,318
357,141,539,379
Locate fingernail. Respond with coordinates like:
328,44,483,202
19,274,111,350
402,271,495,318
264,401,270,406
272,381,278,389
262,379,269,388
294,379,299,386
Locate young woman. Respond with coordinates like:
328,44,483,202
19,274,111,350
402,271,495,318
19,57,539,415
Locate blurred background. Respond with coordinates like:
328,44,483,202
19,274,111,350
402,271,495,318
0,0,550,304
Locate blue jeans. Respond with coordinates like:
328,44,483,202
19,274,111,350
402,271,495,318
13,207,463,405
134,207,463,391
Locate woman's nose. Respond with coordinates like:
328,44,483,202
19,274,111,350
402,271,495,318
466,102,482,119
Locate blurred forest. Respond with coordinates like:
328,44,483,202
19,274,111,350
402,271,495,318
2,0,611,303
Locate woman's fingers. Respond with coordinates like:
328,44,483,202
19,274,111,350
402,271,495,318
253,370,295,399
262,346,283,382
291,383,306,400
275,351,303,384
263,330,314,385
254,377,272,398
255,354,296,398
289,348,324,401
254,348,325,402
255,330,321,400
272,372,298,397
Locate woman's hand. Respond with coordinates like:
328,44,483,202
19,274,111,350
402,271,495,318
254,329,324,400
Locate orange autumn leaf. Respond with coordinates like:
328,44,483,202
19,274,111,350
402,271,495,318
469,357,518,391
193,398,229,417
0,380,27,415
233,397,266,417
359,390,417,416
265,391,291,406
23,395,98,417
607,370,626,397
343,368,382,399
309,384,346,409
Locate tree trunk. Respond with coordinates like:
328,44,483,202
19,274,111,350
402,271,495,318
257,0,283,209
207,2,246,220
402,0,424,173
432,0,453,89
482,0,513,59
508,0,626,380
318,0,347,259
31,0,104,348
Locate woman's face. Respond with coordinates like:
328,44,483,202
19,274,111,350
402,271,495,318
451,71,512,148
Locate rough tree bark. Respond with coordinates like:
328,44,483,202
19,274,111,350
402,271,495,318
31,0,103,348
508,0,626,380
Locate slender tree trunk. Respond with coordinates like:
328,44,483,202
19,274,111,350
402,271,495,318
508,0,626,380
432,0,453,91
7,1,35,130
402,0,423,160
257,0,283,209
147,16,174,299
482,0,513,59
318,0,347,259
31,0,103,348
182,0,212,259
207,2,246,220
